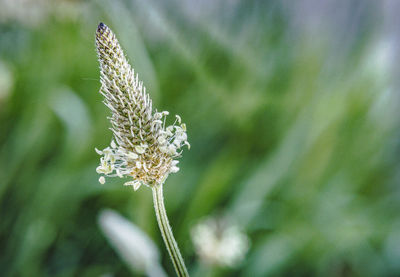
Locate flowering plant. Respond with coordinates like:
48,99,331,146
95,22,189,277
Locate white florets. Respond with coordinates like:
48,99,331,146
95,112,190,190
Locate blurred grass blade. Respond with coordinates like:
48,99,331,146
98,209,167,277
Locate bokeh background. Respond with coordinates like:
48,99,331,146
1,0,399,276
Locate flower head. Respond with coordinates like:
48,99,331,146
191,215,249,267
95,23,189,190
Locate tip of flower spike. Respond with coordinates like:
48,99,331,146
97,22,106,31
96,22,109,38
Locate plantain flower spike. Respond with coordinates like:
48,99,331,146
95,23,189,191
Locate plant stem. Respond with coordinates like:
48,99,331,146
152,184,189,277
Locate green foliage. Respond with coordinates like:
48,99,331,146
0,0,399,276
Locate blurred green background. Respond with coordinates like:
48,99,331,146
0,0,399,276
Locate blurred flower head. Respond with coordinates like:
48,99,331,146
191,215,249,267
95,23,189,190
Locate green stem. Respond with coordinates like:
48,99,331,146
152,184,189,277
